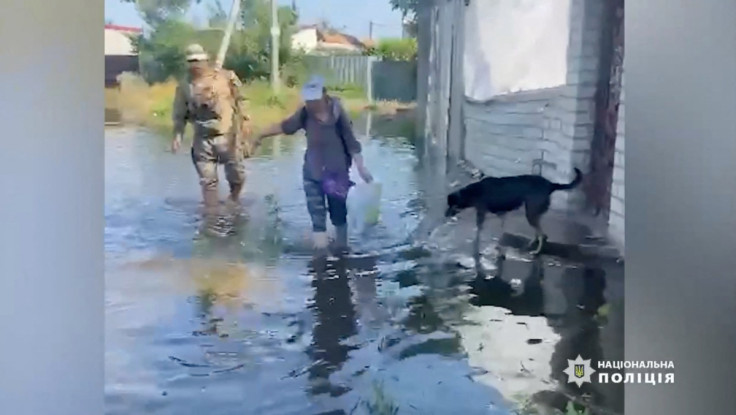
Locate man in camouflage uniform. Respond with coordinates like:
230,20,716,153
171,44,251,209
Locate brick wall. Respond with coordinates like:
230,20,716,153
608,71,625,248
464,89,556,178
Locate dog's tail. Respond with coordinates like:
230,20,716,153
551,168,583,191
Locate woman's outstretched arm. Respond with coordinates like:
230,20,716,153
255,108,304,145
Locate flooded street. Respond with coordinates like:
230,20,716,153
105,115,624,415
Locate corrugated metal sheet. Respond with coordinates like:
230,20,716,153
105,55,139,87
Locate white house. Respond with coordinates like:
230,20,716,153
104,24,140,56
104,24,142,87
291,25,366,54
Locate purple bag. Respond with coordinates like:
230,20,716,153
321,171,355,200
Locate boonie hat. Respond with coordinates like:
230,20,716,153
185,44,209,62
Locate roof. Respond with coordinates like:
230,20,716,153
362,38,376,48
104,24,142,33
318,30,365,48
322,32,364,48
294,25,366,49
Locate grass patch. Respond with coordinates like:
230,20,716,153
107,73,415,136
358,380,400,415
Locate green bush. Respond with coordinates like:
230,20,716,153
364,38,418,61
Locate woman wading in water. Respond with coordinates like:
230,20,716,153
256,76,373,254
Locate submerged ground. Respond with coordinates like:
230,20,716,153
104,114,623,415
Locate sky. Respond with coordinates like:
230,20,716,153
104,0,404,39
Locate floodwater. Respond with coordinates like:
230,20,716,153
105,114,624,415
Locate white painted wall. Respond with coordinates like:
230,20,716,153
463,0,571,101
291,27,318,52
460,0,606,213
104,29,136,56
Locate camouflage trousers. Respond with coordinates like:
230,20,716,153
190,134,245,192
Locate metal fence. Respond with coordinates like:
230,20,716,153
372,60,417,103
302,55,417,103
302,55,372,89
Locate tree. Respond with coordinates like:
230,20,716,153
121,0,201,26
206,0,228,28
389,0,418,37
389,0,419,16
132,0,302,83
133,19,198,81
232,0,299,80
315,18,344,34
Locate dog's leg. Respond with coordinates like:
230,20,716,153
529,223,548,255
524,224,542,251
524,199,549,255
521,209,539,251
474,208,486,273
494,214,507,259
532,233,549,255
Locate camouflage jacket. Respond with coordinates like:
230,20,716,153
172,67,249,140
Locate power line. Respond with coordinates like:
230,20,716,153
368,20,387,40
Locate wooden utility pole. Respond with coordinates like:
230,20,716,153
270,0,281,92
368,20,386,40
214,0,242,69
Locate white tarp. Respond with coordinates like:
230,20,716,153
463,0,571,101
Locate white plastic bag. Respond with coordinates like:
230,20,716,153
347,180,383,234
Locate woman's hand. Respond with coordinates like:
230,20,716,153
352,153,373,183
357,163,373,184
257,123,284,141
171,136,182,153
253,133,266,148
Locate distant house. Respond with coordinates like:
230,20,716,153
361,38,376,50
104,24,142,87
291,25,366,54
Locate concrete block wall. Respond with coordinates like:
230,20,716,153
460,0,606,212
464,89,557,177
608,71,625,248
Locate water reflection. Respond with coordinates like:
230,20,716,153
457,251,624,413
305,253,383,398
470,256,545,315
306,256,359,397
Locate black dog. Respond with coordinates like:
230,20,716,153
445,168,582,256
